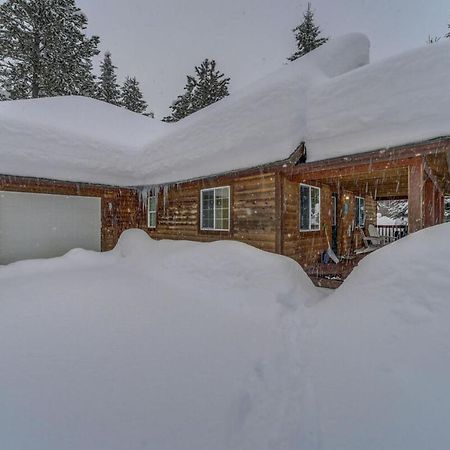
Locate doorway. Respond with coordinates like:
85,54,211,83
331,193,338,255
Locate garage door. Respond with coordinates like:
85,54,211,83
0,191,101,265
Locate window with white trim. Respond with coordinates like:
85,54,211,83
200,186,230,231
300,184,321,231
147,193,157,228
355,196,365,227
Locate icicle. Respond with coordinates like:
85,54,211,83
138,185,160,211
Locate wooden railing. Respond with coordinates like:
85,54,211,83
376,224,408,241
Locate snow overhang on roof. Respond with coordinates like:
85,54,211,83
0,33,370,186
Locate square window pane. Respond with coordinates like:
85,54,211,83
355,197,365,226
202,209,214,229
201,189,214,229
311,187,320,229
148,211,156,228
300,185,310,230
148,196,157,211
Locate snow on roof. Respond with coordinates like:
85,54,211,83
3,34,450,187
305,39,450,162
0,97,169,185
0,33,369,186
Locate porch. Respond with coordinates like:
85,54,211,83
282,139,450,287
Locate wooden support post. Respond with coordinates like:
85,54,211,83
423,178,434,228
434,189,442,224
408,160,424,233
439,192,445,224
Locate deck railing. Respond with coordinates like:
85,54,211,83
376,224,408,241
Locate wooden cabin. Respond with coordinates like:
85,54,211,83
136,138,449,287
1,34,450,286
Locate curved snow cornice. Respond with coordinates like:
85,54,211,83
1,34,371,186
306,38,450,162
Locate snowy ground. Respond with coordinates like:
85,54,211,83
1,225,450,450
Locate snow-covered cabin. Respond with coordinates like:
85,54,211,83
1,34,449,285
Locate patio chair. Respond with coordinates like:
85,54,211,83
367,224,395,245
356,225,392,254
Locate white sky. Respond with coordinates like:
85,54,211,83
7,0,450,117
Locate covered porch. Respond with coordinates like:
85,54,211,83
282,139,450,287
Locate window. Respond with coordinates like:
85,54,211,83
147,193,157,228
200,186,230,231
355,196,365,227
300,184,321,231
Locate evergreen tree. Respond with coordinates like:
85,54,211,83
0,0,100,99
121,76,151,116
288,2,328,62
163,58,230,122
163,75,196,122
97,51,120,105
446,19,450,38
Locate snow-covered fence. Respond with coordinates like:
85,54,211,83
376,224,408,241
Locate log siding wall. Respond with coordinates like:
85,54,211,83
143,173,277,253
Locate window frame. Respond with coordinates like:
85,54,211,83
355,196,365,227
147,193,158,229
200,186,231,232
299,183,321,232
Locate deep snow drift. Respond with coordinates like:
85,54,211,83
1,224,450,450
308,223,450,450
0,230,319,450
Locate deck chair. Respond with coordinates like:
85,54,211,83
357,225,391,253
367,224,394,245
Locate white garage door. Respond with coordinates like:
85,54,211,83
0,191,101,265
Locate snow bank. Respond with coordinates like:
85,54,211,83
0,34,369,186
0,230,318,450
308,223,450,449
376,212,406,225
1,225,450,449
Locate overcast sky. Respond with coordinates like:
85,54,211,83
75,0,449,117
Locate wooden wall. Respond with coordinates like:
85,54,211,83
281,175,377,266
281,176,332,268
143,172,277,253
338,191,377,254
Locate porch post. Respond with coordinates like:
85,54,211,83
408,159,424,233
433,189,443,224
423,178,434,228
439,192,445,224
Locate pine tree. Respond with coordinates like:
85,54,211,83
163,58,230,122
0,0,100,99
163,76,196,122
97,51,120,105
121,76,151,116
288,2,328,62
446,19,450,38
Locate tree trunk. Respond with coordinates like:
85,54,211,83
31,31,40,98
